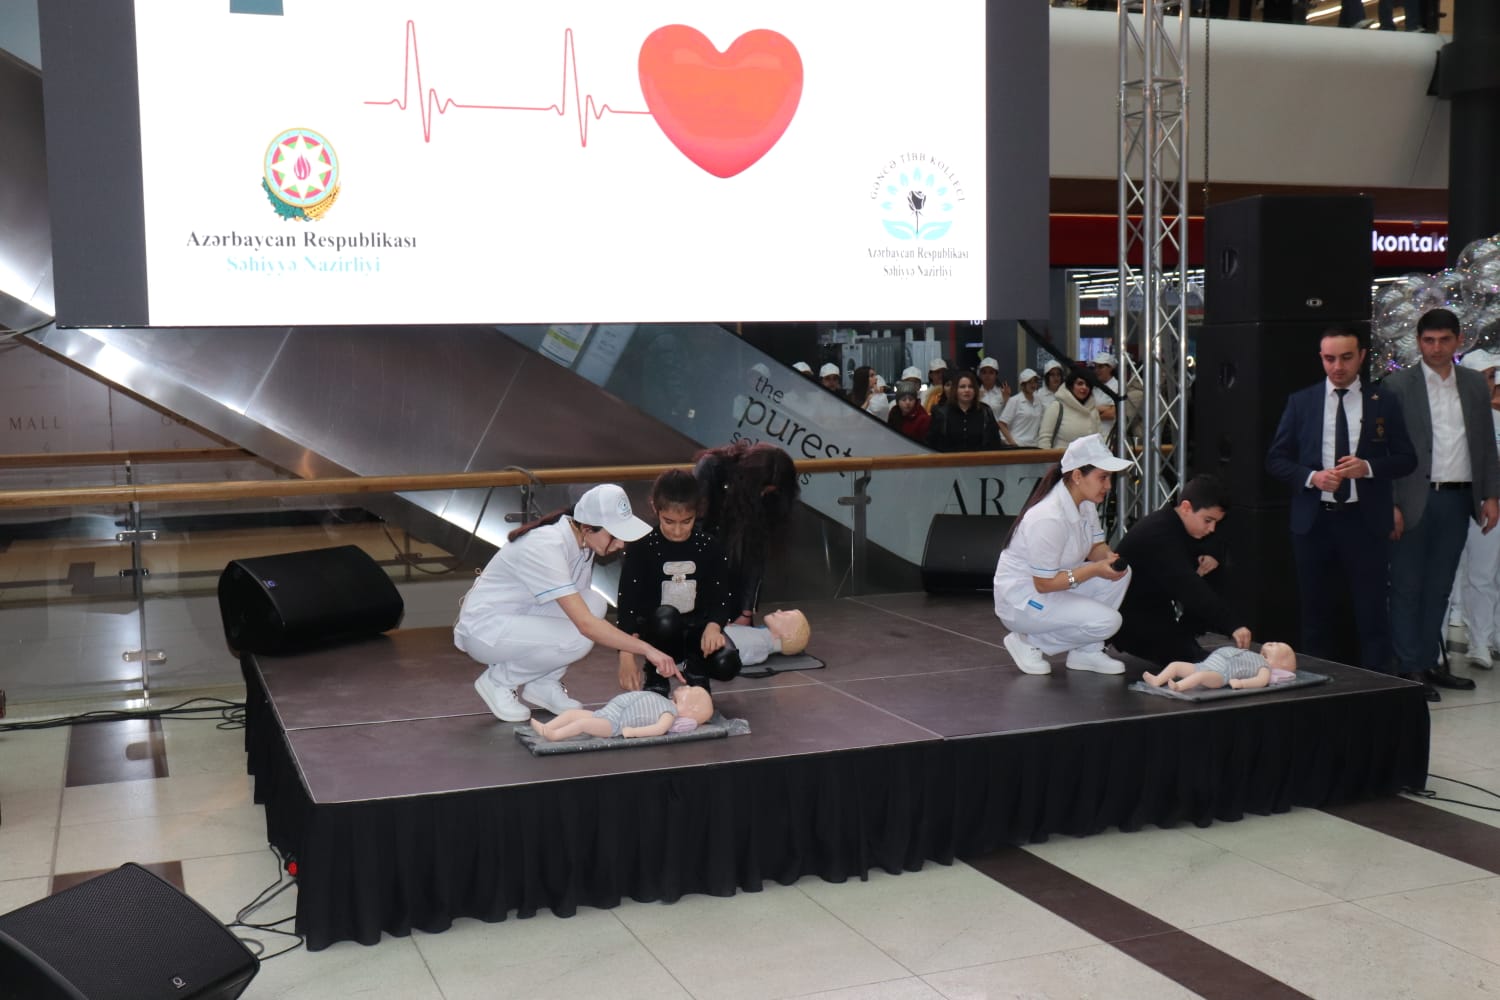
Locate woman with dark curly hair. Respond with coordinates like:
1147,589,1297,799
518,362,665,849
693,440,801,625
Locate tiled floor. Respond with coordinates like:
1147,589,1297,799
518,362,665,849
2,638,1498,999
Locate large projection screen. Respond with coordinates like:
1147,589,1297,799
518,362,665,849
39,1,1047,328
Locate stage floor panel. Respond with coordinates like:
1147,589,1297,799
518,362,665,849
255,595,1421,803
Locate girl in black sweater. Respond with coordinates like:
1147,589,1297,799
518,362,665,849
616,470,739,693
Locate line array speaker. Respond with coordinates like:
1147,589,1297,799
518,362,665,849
1205,194,1374,326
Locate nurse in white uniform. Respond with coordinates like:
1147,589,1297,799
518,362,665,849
993,435,1133,675
456,484,680,721
1458,350,1500,667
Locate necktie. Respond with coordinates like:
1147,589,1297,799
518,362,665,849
1334,388,1350,503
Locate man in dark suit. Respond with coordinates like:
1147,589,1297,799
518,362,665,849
1385,308,1500,699
1266,325,1416,676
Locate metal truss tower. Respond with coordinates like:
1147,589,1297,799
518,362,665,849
1115,2,1190,532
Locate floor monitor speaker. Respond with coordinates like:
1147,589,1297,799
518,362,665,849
0,864,259,1000
1205,195,1373,325
1217,504,1301,646
218,544,404,654
921,513,1014,593
1191,322,1365,504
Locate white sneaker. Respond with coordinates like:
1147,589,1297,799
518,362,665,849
1468,645,1494,669
1004,632,1051,675
1065,648,1126,675
522,678,582,715
474,674,530,721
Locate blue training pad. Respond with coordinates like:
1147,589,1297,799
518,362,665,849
514,711,751,755
737,653,825,679
1129,670,1332,701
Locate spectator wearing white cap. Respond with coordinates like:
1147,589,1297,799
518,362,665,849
976,357,1011,420
923,357,949,412
993,435,1133,675
1456,348,1500,667
457,484,681,721
998,368,1045,447
1091,353,1121,443
819,362,846,399
866,371,892,419
792,361,815,379
1037,360,1066,409
899,366,924,395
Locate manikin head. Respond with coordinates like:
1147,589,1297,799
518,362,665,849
763,608,810,655
1260,642,1297,672
671,684,715,726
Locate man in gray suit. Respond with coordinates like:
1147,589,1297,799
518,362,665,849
1386,308,1500,699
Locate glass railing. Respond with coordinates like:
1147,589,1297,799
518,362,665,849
0,451,1059,706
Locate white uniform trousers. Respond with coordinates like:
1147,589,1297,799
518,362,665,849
997,570,1132,655
455,589,607,688
1460,520,1500,656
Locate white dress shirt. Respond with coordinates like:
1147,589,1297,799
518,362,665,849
1422,361,1472,483
1313,377,1365,503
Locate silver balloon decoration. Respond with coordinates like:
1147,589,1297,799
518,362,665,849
1457,237,1500,295
1414,268,1464,312
1372,273,1433,359
1371,238,1500,370
1468,298,1500,355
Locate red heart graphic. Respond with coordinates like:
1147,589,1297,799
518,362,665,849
638,25,803,179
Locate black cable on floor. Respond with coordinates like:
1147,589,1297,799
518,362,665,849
227,846,305,962
0,697,247,733
1409,773,1500,814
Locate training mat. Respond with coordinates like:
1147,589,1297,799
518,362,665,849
1130,670,1331,701
737,653,826,679
514,712,751,755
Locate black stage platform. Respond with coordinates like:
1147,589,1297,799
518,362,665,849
240,594,1430,951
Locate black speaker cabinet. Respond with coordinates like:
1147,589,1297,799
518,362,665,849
1216,505,1301,645
1205,195,1374,325
921,513,1014,593
0,864,259,1000
1192,322,1368,504
218,544,404,654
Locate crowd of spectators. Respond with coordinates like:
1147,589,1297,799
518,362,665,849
1050,0,1437,32
791,353,1126,453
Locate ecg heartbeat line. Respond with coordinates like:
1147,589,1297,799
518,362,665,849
364,20,652,145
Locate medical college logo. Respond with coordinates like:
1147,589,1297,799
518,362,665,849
262,128,340,221
870,152,964,242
